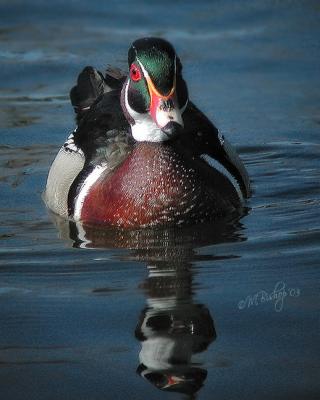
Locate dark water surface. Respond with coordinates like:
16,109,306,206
0,1,319,399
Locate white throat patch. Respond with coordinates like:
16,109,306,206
124,80,170,142
124,68,188,143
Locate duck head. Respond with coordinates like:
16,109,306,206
121,37,189,142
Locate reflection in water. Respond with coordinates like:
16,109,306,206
135,260,216,396
51,213,246,398
50,210,246,252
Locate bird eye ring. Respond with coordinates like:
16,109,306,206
130,64,141,82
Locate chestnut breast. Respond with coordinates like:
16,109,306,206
80,142,239,227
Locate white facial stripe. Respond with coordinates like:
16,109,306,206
137,56,177,98
200,154,243,201
125,56,187,142
136,55,177,85
150,56,183,129
124,80,168,142
136,58,150,81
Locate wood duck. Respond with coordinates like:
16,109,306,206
44,37,250,228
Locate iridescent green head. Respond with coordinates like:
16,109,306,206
121,37,189,142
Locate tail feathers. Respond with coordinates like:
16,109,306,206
70,66,127,124
70,67,107,117
104,65,127,89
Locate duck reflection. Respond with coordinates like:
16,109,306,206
51,211,244,252
135,259,216,396
49,212,246,397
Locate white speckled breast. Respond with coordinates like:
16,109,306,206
79,142,241,227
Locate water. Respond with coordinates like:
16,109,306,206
0,1,319,399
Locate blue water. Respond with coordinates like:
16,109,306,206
0,1,319,399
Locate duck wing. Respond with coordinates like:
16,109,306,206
72,88,132,166
45,66,131,218
67,68,133,217
181,102,250,198
68,65,132,165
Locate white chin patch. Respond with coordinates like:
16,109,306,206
124,80,182,142
131,116,171,142
155,107,184,129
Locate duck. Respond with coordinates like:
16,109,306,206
44,37,250,228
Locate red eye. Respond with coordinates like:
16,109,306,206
130,63,141,82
